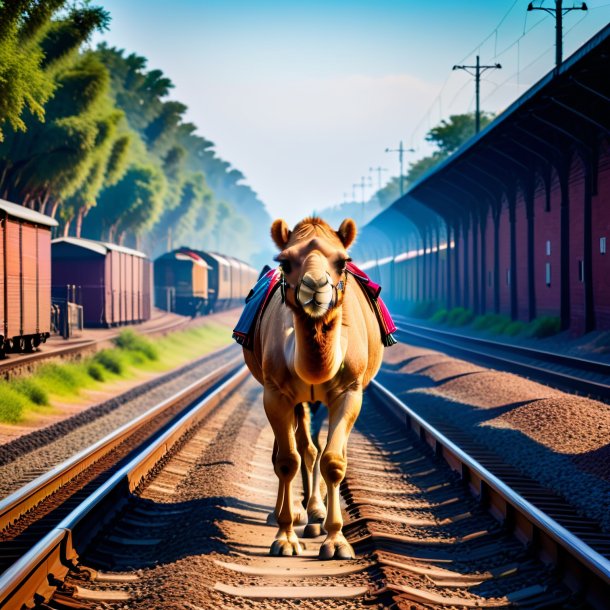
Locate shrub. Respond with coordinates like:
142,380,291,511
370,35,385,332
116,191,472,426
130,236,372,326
526,316,561,339
488,317,511,334
430,308,448,324
472,313,511,332
503,321,527,336
37,363,89,395
94,349,126,375
87,362,106,382
0,382,29,423
12,378,49,406
410,301,438,320
114,330,159,361
446,307,474,327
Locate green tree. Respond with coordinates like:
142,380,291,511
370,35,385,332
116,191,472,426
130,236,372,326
426,112,494,155
0,1,109,141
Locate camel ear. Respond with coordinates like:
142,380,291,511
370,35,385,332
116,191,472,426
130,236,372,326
270,219,291,250
337,218,357,249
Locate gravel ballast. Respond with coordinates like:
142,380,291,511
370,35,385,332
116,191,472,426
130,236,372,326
379,342,610,531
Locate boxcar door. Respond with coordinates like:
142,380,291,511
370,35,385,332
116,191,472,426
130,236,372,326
5,220,22,339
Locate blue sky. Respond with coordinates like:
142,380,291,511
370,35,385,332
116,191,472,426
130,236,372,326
93,1,610,226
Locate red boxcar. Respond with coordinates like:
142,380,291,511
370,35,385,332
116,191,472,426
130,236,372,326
0,199,57,355
52,237,151,327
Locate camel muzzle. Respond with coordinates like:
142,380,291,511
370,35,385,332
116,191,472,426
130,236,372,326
296,272,334,318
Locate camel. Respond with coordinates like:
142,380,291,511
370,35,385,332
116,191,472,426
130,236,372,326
243,216,384,560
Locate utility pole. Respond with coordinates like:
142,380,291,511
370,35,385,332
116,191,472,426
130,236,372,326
385,141,415,197
527,1,587,68
453,56,501,134
355,175,371,204
369,166,388,190
354,176,372,226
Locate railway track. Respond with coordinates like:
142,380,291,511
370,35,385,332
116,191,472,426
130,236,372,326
0,357,246,608
1,368,607,609
395,317,610,402
0,310,192,377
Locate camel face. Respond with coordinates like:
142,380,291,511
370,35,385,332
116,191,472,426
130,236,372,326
272,219,354,320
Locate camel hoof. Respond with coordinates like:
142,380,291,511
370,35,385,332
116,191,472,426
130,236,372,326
318,537,355,560
303,523,323,538
270,538,302,557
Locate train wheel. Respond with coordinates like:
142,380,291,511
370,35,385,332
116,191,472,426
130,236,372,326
24,337,34,353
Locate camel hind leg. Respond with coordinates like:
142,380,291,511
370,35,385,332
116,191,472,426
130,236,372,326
295,402,327,537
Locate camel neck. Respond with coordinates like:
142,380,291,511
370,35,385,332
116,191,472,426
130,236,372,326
292,308,343,385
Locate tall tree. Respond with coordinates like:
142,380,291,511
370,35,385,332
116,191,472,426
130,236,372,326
0,1,109,141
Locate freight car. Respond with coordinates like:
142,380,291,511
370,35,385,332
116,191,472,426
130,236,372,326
154,249,210,316
0,199,57,356
51,237,152,327
154,248,257,315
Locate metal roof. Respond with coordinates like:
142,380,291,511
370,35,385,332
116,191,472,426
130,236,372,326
52,237,148,259
404,23,610,199
0,198,58,228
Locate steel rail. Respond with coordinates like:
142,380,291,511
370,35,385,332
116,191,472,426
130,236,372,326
0,365,249,610
370,379,610,604
395,316,610,376
396,320,610,400
0,354,243,532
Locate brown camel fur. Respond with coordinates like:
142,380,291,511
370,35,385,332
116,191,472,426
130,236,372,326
243,217,383,559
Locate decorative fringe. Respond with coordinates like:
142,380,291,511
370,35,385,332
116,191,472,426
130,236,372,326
382,333,398,347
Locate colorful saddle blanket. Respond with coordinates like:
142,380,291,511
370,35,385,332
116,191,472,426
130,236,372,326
232,262,397,350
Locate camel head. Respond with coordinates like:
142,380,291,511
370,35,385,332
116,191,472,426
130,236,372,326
271,217,357,320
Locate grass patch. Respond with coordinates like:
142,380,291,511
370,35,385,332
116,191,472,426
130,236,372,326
503,321,527,336
446,307,474,327
525,316,561,339
94,349,128,375
430,308,448,324
0,382,30,423
114,330,159,361
12,378,49,406
36,363,93,397
0,322,232,424
472,313,511,332
410,301,438,319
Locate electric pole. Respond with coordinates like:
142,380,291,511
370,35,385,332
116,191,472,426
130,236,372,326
453,56,501,134
385,141,415,197
369,166,388,190
527,1,587,68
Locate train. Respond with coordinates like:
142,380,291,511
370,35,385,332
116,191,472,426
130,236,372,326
0,197,259,356
0,199,56,356
153,248,258,316
52,237,153,327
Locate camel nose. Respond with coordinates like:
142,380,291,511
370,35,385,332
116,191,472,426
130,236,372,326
302,272,329,290
297,272,333,317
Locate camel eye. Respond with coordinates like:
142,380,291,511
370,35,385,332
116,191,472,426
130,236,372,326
337,257,351,272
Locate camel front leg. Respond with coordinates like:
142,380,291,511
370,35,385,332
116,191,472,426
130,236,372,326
319,388,361,560
264,387,303,556
296,402,327,537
